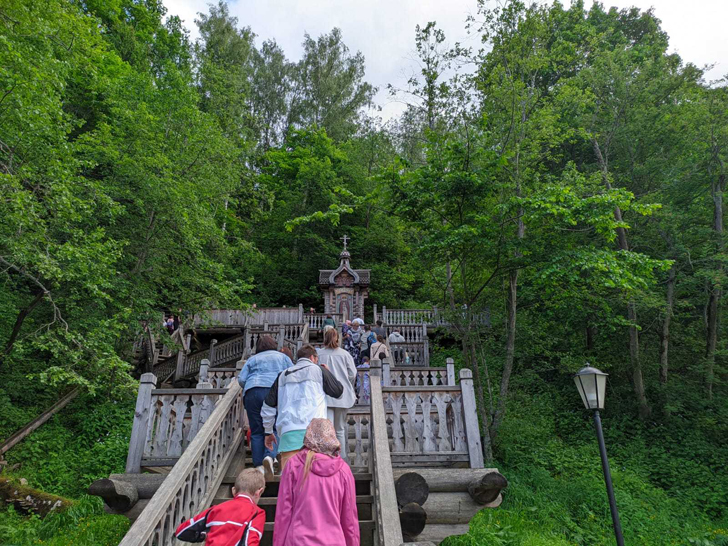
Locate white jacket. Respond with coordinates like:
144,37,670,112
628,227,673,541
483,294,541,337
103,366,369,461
318,347,357,409
261,359,344,437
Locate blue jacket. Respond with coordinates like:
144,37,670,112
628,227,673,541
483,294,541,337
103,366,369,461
238,350,293,394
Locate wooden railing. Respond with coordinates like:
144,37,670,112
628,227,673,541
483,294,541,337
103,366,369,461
354,361,455,406
381,307,438,326
378,306,491,328
389,341,428,366
386,324,427,342
350,359,483,469
119,377,245,546
368,359,404,546
243,328,280,357
304,313,344,329
192,306,304,328
203,366,242,389
125,372,234,472
178,334,245,380
384,360,455,387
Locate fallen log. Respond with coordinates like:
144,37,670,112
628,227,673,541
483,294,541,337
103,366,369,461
395,472,429,507
0,477,72,517
88,478,138,512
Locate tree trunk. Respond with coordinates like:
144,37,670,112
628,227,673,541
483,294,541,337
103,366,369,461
490,268,518,441
1,290,45,362
593,139,650,418
659,266,675,384
706,172,725,399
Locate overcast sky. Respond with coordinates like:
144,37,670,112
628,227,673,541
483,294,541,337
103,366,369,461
163,0,727,120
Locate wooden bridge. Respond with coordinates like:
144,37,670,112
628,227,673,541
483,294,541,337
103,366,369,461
102,307,506,545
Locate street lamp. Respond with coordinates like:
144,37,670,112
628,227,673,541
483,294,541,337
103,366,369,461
574,365,625,546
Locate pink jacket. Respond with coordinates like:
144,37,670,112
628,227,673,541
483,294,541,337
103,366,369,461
273,448,360,546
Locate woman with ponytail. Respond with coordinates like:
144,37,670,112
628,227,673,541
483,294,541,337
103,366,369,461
273,418,360,546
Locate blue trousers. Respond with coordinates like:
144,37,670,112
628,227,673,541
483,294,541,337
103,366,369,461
244,387,278,467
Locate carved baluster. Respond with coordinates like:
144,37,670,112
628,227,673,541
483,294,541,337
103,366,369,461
168,396,188,457
433,392,453,452
354,415,364,467
390,393,404,451
153,395,174,457
143,396,159,459
421,392,437,452
449,392,468,452
403,392,420,452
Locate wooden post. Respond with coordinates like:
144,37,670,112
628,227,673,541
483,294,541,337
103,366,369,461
198,359,209,385
125,373,157,474
383,359,391,386
423,324,430,367
209,339,218,367
197,359,212,390
174,350,186,381
459,369,484,468
446,358,456,386
373,304,378,324
369,359,404,546
236,359,246,429
278,325,285,350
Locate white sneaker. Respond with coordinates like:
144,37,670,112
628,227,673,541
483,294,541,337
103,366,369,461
255,465,265,475
262,456,275,479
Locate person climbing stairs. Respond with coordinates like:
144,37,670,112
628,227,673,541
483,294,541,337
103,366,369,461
210,434,376,546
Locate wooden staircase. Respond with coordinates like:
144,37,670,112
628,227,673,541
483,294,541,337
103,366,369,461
210,446,377,546
103,323,505,546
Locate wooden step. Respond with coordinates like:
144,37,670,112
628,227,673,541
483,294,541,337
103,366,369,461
258,520,375,546
222,472,373,484
211,494,374,520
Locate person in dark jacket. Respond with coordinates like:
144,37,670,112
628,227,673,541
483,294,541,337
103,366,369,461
175,468,266,545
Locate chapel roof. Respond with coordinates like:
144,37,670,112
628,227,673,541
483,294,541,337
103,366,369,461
318,236,370,286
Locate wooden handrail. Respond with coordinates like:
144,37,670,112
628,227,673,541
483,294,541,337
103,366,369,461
118,379,244,546
369,359,404,545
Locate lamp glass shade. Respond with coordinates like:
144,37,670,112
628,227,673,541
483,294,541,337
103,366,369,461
574,366,608,410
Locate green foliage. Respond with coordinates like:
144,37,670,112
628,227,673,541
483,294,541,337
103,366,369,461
2,391,134,498
443,379,728,545
0,496,129,546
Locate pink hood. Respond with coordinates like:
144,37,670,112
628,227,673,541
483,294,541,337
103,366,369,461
273,449,360,546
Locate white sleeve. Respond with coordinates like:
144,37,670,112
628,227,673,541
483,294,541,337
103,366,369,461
262,402,276,435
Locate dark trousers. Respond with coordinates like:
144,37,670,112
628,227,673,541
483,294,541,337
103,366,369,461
243,387,277,467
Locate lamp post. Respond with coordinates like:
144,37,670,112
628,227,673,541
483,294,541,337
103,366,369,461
574,364,625,546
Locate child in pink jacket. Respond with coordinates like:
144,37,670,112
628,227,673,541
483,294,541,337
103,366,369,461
273,418,360,546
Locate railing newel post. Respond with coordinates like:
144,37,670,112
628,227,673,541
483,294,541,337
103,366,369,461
446,358,456,386
459,368,485,468
125,373,157,474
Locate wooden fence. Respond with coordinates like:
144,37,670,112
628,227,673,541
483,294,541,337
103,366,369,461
304,312,344,329
348,359,483,469
192,306,304,328
118,377,245,546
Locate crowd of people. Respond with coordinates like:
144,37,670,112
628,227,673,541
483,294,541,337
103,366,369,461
175,315,409,546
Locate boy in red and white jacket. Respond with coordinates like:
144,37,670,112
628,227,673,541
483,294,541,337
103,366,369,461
175,468,266,546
